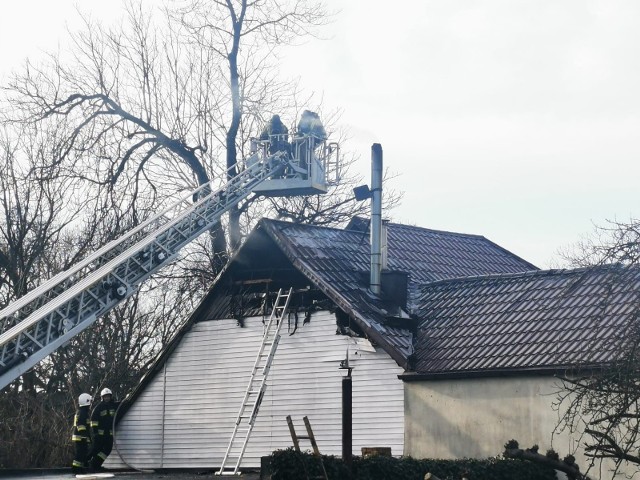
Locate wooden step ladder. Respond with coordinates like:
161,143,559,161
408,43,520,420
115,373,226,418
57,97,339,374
215,288,293,476
286,415,328,480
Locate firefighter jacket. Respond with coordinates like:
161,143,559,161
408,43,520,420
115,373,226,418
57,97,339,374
72,405,91,443
90,400,119,437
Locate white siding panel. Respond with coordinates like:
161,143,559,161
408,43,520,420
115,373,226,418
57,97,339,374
107,311,404,469
108,366,166,469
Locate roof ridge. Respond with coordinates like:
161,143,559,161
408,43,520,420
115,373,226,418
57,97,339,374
264,216,512,241
387,221,489,240
418,266,604,289
387,222,538,270
261,217,360,235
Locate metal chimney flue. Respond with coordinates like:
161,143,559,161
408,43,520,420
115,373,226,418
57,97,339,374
370,144,383,295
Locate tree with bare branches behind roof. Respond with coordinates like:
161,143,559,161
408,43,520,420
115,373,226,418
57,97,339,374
4,0,399,268
4,0,334,271
0,86,199,464
552,219,640,478
0,117,202,467
173,0,332,249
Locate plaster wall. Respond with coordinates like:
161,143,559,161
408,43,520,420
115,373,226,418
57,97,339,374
405,376,565,458
404,376,633,479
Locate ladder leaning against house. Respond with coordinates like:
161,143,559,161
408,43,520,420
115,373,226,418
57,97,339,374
215,287,293,476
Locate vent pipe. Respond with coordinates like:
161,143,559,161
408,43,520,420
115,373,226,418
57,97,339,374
370,144,383,295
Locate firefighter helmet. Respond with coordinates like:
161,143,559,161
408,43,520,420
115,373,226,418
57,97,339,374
78,393,92,407
101,387,113,397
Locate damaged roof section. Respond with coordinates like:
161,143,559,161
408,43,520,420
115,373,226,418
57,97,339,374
258,218,538,366
409,265,640,378
141,217,541,374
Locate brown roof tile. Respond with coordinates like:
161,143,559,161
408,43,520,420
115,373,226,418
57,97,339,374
413,266,640,374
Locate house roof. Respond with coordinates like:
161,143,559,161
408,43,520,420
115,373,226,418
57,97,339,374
117,216,542,417
258,218,538,365
408,265,640,378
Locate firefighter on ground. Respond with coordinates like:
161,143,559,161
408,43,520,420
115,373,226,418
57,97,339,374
87,387,119,471
71,393,92,473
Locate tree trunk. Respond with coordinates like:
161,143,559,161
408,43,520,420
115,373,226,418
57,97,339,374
226,5,244,251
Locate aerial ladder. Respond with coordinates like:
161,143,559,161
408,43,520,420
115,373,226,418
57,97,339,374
0,133,339,391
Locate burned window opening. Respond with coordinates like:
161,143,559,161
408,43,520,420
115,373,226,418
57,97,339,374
287,310,299,335
216,278,330,327
286,288,330,336
335,309,366,339
229,286,265,326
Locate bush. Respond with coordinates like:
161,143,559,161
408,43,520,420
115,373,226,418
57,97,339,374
268,448,557,480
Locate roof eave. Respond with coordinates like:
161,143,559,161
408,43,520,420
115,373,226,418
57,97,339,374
399,363,610,381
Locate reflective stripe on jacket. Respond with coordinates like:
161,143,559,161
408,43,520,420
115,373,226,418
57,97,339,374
72,406,91,442
90,400,119,436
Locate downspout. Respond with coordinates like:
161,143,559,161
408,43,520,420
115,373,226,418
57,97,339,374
370,144,383,295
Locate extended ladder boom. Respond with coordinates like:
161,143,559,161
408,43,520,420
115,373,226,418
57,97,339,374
0,152,288,390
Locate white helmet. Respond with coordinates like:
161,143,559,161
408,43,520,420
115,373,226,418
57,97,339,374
78,393,92,407
101,387,113,397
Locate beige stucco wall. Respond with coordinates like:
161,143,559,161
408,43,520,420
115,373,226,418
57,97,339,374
405,376,566,459
404,375,634,479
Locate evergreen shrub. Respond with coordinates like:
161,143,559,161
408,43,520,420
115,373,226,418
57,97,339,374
268,448,557,480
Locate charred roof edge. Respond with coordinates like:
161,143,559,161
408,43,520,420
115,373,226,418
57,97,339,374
261,220,410,368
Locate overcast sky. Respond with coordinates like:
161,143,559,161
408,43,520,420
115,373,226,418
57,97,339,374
2,1,640,269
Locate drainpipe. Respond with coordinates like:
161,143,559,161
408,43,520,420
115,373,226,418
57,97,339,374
340,349,354,471
370,144,383,295
342,368,352,469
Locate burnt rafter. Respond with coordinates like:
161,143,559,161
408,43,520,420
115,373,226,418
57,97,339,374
212,281,329,323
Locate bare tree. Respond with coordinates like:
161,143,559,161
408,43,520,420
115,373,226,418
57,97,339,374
0,122,99,465
559,219,640,268
0,118,196,468
0,125,88,305
553,220,640,478
5,4,230,270
4,0,333,269
174,0,330,248
4,0,394,264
